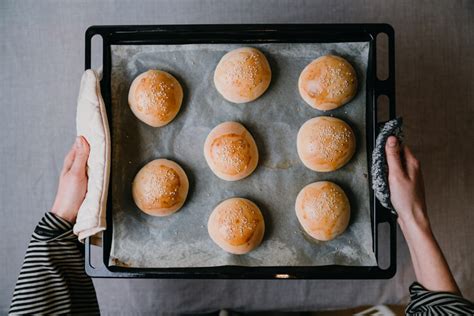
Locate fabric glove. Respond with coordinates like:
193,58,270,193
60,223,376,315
371,117,403,214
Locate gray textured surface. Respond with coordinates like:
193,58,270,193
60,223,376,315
109,43,375,268
1,0,473,314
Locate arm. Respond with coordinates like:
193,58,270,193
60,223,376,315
385,136,460,294
9,137,99,315
386,136,474,314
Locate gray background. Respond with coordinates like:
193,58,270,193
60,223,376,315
1,0,473,314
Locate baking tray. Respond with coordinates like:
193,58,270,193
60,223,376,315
84,24,397,279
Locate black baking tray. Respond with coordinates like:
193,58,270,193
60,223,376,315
84,24,397,279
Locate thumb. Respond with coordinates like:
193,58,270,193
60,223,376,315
385,136,404,176
70,136,90,175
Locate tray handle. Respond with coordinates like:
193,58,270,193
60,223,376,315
372,24,397,278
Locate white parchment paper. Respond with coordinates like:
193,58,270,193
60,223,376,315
109,42,377,267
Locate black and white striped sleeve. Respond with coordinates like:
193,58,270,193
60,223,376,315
406,282,474,315
9,212,99,315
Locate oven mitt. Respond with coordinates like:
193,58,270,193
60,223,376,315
73,69,110,243
371,117,403,214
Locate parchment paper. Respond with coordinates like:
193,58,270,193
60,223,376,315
109,42,377,267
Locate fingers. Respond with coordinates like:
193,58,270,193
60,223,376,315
403,145,421,179
70,136,90,175
385,136,405,177
62,141,77,175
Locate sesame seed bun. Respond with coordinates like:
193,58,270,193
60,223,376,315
214,47,271,103
295,181,350,241
128,70,183,127
297,116,356,172
298,55,358,111
204,121,259,181
208,197,265,254
132,159,189,216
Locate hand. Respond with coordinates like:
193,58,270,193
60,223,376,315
51,136,90,224
385,136,430,230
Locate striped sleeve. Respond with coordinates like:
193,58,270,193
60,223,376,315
9,212,99,315
406,282,474,315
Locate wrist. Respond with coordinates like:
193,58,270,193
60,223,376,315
397,206,431,235
51,206,76,224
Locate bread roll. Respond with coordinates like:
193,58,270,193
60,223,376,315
298,55,357,111
297,116,355,172
204,121,259,181
128,70,183,127
295,181,350,241
132,159,189,216
214,47,271,103
208,197,265,254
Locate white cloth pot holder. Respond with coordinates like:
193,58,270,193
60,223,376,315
74,69,110,244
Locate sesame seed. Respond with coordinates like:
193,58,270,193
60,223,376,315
210,133,251,175
307,120,352,162
141,164,181,208
218,201,259,242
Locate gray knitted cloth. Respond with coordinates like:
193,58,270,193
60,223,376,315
371,117,403,214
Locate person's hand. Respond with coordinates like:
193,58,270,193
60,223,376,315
385,136,430,230
51,136,90,224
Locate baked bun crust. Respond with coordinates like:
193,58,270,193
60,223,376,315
297,116,356,172
132,159,189,216
204,121,259,181
295,181,350,241
128,70,183,127
298,55,357,111
214,47,271,103
208,197,265,254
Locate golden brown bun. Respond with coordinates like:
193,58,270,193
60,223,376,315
132,159,189,216
295,181,350,241
214,47,272,103
297,116,356,172
208,197,265,254
298,55,357,111
204,121,259,181
128,70,183,127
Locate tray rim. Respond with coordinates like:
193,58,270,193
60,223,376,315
84,23,397,279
